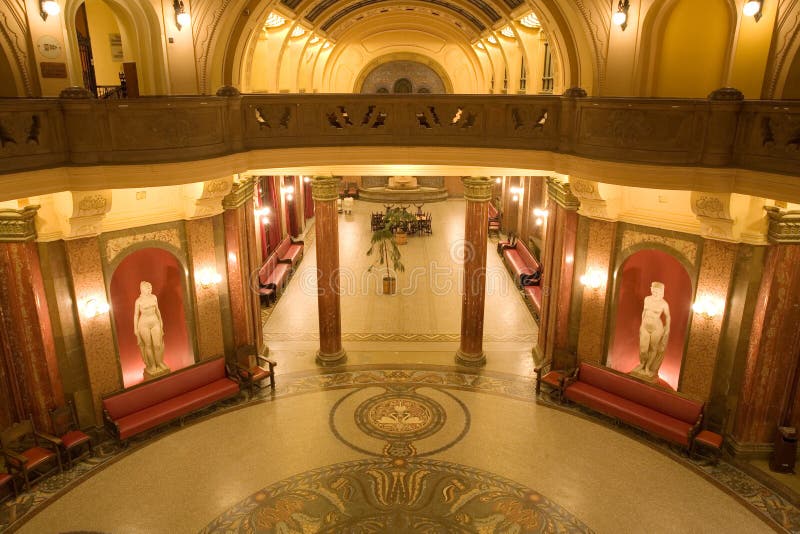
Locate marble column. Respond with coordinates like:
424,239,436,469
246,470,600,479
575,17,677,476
186,217,225,360
222,178,263,352
312,177,346,366
731,209,800,449
456,177,492,366
0,206,64,431
535,179,580,370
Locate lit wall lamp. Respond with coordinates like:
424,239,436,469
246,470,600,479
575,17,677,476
692,295,724,318
173,0,191,30
195,267,222,288
40,0,60,20
579,269,605,290
282,184,295,201
80,297,110,319
254,207,271,225
495,177,501,184
533,207,549,225
612,0,630,31
510,186,523,202
743,1,763,22
303,176,311,183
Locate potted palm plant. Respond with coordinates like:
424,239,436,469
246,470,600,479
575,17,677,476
366,207,415,294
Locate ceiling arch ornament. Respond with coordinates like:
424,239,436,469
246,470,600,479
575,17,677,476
762,0,800,98
354,52,454,93
191,0,237,95
545,0,609,91
325,4,479,40
0,0,37,96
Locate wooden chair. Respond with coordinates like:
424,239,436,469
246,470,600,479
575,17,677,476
49,400,93,469
1,418,62,491
235,346,277,398
0,471,17,503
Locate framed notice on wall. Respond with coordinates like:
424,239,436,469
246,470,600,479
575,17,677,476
40,62,67,78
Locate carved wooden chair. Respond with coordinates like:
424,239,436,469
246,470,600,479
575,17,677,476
234,346,277,398
1,418,62,491
49,400,93,469
0,470,17,503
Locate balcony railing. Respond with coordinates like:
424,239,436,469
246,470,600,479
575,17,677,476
0,92,797,183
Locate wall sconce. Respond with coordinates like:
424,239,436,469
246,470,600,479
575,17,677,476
282,184,295,202
579,269,605,290
533,207,549,225
692,295,724,318
612,0,630,30
81,298,109,319
743,1,763,22
195,268,222,288
510,186,523,202
173,0,190,30
495,177,501,184
40,0,60,20
254,207,271,225
303,176,311,183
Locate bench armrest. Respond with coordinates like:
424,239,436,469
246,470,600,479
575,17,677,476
36,430,61,447
562,367,580,388
103,409,121,441
2,448,28,468
255,355,277,370
277,258,293,265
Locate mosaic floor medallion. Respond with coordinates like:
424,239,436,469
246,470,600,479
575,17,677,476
331,385,470,458
199,458,593,534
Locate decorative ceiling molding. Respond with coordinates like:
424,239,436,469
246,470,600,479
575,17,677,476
763,0,800,98
690,191,736,242
0,0,35,96
766,206,800,243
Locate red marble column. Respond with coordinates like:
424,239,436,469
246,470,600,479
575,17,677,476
456,177,492,366
535,179,580,369
732,240,800,446
0,207,64,431
223,178,263,352
312,177,346,365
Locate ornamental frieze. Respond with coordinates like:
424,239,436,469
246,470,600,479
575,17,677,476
105,228,181,263
223,177,256,209
620,228,698,267
311,176,341,201
546,178,580,210
461,177,492,202
766,207,800,244
0,206,38,242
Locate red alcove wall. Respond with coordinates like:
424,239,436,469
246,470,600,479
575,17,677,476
607,249,692,390
110,248,194,388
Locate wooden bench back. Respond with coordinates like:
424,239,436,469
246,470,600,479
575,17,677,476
577,362,703,424
514,240,540,272
258,254,279,284
102,357,227,420
275,236,290,257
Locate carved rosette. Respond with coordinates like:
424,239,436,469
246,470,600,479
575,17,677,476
0,206,39,242
185,178,233,219
569,177,616,220
690,191,736,241
461,177,492,202
311,176,341,202
60,190,112,239
223,176,256,210
546,178,580,210
766,207,800,244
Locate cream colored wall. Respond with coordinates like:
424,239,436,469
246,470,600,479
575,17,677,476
84,0,122,86
728,0,777,98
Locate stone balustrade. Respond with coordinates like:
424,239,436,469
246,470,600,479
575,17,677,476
0,91,798,183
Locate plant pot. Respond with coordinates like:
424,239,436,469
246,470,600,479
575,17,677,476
396,231,407,245
382,276,397,295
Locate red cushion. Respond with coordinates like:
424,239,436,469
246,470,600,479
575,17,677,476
275,237,290,258
265,262,290,287
280,244,303,265
115,378,239,440
576,363,703,425
565,382,693,446
0,472,13,486
695,430,723,449
61,430,91,449
541,371,563,388
504,250,535,279
103,358,228,419
22,447,57,470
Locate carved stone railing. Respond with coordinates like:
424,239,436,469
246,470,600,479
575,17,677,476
0,92,798,180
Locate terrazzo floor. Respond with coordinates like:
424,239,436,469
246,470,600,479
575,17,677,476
3,199,796,533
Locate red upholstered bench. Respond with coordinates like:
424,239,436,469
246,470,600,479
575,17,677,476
102,356,240,443
258,253,291,305
499,239,542,318
563,362,704,450
487,203,501,237
275,236,304,268
691,430,724,463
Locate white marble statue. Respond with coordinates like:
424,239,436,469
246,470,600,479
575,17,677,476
630,281,671,382
388,176,419,190
134,281,170,377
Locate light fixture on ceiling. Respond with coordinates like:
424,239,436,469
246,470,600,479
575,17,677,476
322,41,331,49
612,0,630,31
265,12,286,29
487,35,498,45
309,35,320,44
40,0,60,20
519,12,540,29
743,0,763,22
500,26,515,38
173,0,190,30
291,26,305,38
475,41,485,50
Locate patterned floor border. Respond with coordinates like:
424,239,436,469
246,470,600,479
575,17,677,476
264,332,537,343
1,364,798,533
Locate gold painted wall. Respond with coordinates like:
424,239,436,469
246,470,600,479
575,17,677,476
84,0,123,87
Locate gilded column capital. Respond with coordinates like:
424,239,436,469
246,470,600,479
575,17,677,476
461,177,493,202
546,177,580,210
0,205,39,242
766,207,800,244
223,176,256,209
311,176,341,202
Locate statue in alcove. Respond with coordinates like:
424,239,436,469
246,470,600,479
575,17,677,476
630,281,671,383
134,281,170,378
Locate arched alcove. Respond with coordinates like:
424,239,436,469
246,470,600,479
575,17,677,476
109,248,194,387
643,0,734,97
607,249,693,390
358,59,448,94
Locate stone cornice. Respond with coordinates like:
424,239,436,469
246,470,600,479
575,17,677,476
766,207,800,244
0,206,38,242
223,176,256,209
547,178,580,210
311,176,341,201
461,177,492,202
